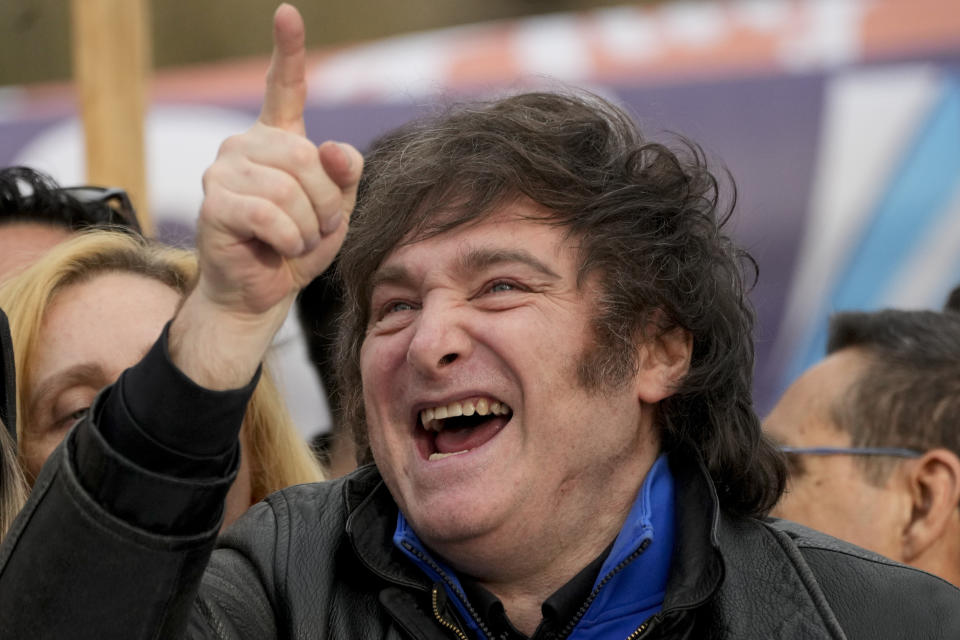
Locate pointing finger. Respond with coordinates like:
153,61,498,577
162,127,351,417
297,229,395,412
259,3,307,134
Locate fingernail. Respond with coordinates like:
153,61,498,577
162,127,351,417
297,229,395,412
321,211,344,235
336,142,352,169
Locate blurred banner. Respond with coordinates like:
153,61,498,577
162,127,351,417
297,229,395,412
1,0,958,414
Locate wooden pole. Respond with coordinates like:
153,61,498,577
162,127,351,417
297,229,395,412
70,0,153,236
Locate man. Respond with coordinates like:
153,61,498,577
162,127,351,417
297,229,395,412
0,166,140,279
765,309,960,588
1,5,957,638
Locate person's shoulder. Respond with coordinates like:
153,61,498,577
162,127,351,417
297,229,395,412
266,463,382,526
218,464,380,546
768,518,960,639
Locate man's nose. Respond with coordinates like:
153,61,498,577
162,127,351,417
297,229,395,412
406,299,472,376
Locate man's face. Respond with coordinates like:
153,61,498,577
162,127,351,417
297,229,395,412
0,223,72,281
359,202,658,569
764,350,910,559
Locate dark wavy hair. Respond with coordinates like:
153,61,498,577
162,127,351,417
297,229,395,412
0,166,138,232
336,91,785,518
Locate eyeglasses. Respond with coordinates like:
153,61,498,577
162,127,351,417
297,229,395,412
60,185,142,233
779,445,923,458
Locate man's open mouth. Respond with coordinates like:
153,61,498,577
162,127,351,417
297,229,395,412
418,397,513,461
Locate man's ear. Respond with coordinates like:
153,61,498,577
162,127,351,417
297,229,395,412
901,449,960,564
635,323,692,404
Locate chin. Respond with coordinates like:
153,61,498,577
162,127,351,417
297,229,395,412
402,495,507,548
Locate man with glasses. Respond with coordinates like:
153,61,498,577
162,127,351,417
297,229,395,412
765,308,960,588
0,166,140,280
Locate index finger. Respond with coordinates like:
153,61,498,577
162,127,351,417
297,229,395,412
259,3,307,134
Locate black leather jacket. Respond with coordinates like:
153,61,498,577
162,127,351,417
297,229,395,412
2,412,959,640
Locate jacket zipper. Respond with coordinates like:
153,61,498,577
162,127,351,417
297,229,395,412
555,537,652,640
407,537,655,640
624,620,649,640
401,540,496,640
432,584,471,640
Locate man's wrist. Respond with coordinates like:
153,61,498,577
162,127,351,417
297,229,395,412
169,288,292,391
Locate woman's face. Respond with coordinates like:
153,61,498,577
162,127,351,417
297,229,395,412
24,270,251,529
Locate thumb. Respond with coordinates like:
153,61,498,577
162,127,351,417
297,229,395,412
319,141,364,219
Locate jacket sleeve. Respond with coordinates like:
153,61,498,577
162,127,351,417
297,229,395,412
0,327,274,639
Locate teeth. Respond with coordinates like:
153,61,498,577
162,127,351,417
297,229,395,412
429,450,469,461
419,398,512,431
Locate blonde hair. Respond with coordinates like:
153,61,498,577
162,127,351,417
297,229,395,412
0,424,28,539
0,230,324,503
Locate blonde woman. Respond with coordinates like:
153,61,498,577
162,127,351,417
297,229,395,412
0,230,323,529
0,307,28,539
0,426,26,540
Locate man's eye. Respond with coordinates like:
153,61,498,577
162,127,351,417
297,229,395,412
386,301,415,314
488,281,519,293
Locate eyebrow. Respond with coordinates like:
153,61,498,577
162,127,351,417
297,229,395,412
458,247,562,280
28,362,113,419
369,247,562,293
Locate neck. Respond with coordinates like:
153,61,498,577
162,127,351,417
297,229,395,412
459,452,660,635
910,520,960,589
475,521,621,635
406,417,662,635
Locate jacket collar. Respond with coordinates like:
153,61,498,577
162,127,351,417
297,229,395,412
343,451,841,639
661,449,725,612
662,450,845,639
343,453,728,609
344,464,429,591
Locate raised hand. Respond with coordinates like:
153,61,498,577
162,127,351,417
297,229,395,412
196,3,362,315
171,4,362,389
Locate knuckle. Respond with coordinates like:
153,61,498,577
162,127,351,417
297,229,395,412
217,133,245,157
315,191,341,217
202,163,223,187
271,221,301,255
267,177,299,207
246,200,275,229
200,188,225,210
288,141,316,168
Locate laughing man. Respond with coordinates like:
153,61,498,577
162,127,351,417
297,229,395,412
1,5,958,638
